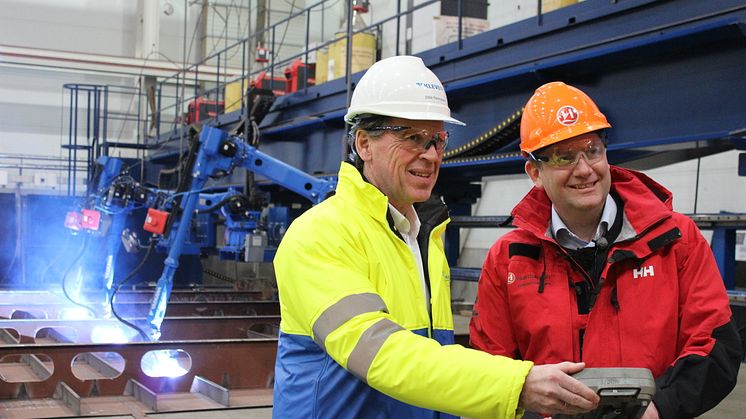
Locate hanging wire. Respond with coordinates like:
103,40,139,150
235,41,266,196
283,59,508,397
110,237,157,342
60,234,98,318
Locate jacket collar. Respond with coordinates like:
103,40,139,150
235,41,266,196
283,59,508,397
336,162,449,231
512,165,674,242
336,162,390,223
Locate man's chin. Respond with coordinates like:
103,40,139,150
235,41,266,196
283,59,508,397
411,190,434,203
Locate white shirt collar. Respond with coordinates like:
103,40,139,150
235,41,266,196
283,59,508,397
551,195,617,249
388,203,428,313
388,204,420,238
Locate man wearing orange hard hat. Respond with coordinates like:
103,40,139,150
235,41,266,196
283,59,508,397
470,82,742,418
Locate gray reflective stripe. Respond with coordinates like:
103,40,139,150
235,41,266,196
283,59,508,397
312,293,388,351
347,318,404,383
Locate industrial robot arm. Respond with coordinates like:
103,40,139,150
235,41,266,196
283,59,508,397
144,126,336,340
64,156,154,318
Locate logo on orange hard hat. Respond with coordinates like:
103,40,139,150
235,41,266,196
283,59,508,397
556,106,579,126
519,82,611,154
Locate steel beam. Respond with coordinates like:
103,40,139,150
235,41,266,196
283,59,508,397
0,339,277,401
0,300,280,320
0,316,280,344
0,289,263,305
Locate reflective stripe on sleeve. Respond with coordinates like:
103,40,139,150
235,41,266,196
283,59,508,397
312,293,388,351
347,318,404,382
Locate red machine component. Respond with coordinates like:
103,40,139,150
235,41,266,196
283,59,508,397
251,71,287,97
143,208,169,235
80,209,101,231
64,211,82,231
353,1,369,12
284,59,315,93
186,97,223,125
255,45,270,63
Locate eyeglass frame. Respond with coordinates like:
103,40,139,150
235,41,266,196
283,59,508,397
365,125,450,154
527,135,608,169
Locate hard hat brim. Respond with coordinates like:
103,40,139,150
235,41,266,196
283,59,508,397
344,109,465,126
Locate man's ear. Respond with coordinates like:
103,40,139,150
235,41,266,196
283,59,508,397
356,130,372,162
525,160,543,189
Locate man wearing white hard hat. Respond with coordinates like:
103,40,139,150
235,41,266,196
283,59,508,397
272,56,599,418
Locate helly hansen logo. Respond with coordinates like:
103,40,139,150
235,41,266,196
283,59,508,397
557,106,579,125
633,265,655,279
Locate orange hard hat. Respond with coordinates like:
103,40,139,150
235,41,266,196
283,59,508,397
519,82,611,154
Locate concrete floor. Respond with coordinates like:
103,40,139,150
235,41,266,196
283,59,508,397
91,367,746,418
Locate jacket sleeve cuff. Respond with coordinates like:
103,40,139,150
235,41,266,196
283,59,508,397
652,384,675,419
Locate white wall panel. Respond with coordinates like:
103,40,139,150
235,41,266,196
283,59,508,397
0,0,138,57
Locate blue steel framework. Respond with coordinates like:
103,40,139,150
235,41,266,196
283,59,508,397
73,1,746,287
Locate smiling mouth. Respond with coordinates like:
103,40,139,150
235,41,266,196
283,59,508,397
570,181,597,190
410,170,431,178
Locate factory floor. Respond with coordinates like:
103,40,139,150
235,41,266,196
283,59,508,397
92,367,746,418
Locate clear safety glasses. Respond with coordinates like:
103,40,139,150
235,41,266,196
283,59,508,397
369,125,450,154
528,136,607,169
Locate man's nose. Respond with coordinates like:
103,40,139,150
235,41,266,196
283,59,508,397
572,153,593,173
421,143,441,161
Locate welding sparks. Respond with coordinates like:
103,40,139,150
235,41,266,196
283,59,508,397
141,349,190,378
59,306,94,320
90,325,130,344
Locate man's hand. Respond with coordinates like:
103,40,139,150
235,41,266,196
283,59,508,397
519,362,600,416
641,402,660,419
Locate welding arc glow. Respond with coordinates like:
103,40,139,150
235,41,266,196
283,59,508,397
90,325,130,344
141,350,190,378
59,307,94,320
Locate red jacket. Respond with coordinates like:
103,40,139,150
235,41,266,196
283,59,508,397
470,166,742,418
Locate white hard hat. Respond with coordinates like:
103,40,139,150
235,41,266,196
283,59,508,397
344,55,465,126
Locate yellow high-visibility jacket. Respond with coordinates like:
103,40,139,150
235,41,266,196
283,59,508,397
273,162,532,419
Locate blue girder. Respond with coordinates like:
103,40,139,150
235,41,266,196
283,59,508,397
245,0,746,187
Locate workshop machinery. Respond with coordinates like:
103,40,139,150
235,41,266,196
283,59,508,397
62,156,152,319
142,126,335,340
59,126,333,329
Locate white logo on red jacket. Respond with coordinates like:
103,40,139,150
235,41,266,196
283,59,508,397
557,106,579,125
507,272,516,284
633,265,655,279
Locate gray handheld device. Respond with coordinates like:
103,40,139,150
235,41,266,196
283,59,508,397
553,368,656,419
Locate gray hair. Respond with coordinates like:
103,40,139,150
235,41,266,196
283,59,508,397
346,114,389,171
